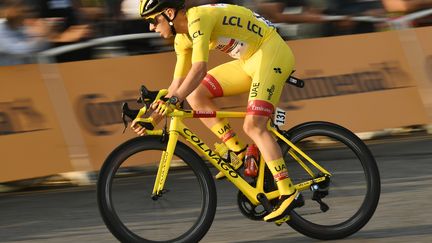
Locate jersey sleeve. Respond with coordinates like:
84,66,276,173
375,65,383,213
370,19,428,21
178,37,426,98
173,34,192,79
187,8,215,63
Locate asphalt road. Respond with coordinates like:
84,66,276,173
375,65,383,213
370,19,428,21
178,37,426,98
1,133,432,243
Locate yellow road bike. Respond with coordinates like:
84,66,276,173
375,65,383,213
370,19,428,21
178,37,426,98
97,81,380,242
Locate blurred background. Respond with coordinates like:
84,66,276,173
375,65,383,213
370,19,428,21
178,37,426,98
0,0,432,190
1,0,432,187
1,0,432,64
1,1,432,242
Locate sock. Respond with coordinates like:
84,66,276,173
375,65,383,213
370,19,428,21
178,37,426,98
267,158,295,195
210,119,245,153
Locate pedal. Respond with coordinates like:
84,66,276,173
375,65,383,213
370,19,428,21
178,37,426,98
274,215,290,226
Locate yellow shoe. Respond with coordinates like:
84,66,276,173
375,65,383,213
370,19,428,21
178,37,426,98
263,190,304,222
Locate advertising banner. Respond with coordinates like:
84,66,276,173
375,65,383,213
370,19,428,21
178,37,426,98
413,26,432,120
0,65,72,182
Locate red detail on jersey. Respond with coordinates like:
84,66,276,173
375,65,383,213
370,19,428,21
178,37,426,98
202,73,223,97
221,130,236,142
193,111,217,118
221,39,235,53
246,100,274,117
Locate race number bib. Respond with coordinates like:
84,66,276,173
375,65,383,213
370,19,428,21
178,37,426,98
274,107,286,126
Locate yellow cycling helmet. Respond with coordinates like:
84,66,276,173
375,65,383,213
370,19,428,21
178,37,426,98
139,0,185,18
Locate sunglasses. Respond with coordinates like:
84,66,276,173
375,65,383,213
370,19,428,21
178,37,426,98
145,16,158,25
144,9,166,25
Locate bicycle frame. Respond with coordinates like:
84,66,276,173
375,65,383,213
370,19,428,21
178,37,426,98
144,109,332,206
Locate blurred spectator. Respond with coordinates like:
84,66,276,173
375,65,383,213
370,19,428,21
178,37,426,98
256,0,325,23
254,0,331,39
116,0,150,35
79,0,105,22
325,0,386,35
382,0,432,13
327,0,384,15
31,0,92,45
0,0,50,66
382,0,432,28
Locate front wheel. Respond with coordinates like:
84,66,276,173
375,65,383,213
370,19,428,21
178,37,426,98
279,121,381,240
97,136,217,243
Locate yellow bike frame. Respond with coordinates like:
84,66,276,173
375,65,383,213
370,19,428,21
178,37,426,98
137,108,332,206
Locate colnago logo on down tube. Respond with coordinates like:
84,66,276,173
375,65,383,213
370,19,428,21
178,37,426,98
183,128,239,178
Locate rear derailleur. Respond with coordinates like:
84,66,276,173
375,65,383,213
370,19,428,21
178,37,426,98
310,174,330,212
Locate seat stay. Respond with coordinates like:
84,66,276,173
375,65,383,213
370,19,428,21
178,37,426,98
269,126,332,177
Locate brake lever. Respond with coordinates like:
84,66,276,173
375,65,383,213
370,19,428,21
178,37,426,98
122,112,128,134
140,85,153,110
121,103,141,134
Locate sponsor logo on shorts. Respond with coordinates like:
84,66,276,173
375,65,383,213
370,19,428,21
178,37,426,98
267,85,275,100
202,74,223,97
250,83,259,98
247,100,274,117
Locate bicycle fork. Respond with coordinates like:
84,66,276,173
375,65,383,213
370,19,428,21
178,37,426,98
151,130,180,200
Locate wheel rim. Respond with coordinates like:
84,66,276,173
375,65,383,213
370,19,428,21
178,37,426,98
101,145,210,242
283,129,375,228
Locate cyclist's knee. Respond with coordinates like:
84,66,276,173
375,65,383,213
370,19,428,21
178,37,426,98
243,115,269,137
243,99,274,136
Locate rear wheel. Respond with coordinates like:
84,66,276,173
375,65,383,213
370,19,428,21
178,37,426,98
279,122,380,240
97,136,217,243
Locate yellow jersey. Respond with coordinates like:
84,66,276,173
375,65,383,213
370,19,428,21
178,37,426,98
174,4,276,79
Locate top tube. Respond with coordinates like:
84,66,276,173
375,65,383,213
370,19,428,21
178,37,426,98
170,110,247,118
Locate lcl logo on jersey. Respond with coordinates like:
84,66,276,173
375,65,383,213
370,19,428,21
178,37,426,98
222,16,264,37
192,30,204,39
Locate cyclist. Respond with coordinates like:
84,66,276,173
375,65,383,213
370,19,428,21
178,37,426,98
133,0,304,222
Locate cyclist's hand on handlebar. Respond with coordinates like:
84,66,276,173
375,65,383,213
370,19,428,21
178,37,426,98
130,112,163,136
151,99,177,116
131,119,147,136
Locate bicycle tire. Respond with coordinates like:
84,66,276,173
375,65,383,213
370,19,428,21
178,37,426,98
279,121,380,240
97,136,217,243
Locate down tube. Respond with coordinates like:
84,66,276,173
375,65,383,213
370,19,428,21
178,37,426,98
178,122,260,204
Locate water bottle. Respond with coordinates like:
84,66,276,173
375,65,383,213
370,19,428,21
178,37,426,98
244,144,259,177
214,143,242,169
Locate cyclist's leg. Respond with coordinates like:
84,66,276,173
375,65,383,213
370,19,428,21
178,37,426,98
241,32,302,221
187,60,251,154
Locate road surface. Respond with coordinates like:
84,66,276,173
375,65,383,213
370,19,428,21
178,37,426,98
1,133,431,243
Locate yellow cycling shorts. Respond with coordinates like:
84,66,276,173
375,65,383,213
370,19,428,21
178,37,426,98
202,32,295,117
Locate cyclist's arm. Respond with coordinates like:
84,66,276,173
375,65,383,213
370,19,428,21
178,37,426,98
169,35,192,97
168,78,183,96
170,9,214,101
174,61,207,101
